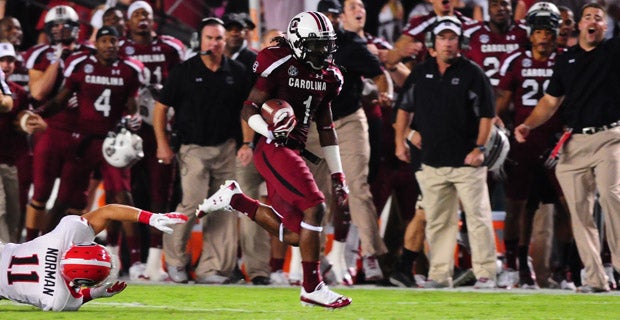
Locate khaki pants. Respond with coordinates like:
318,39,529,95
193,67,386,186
416,165,497,284
555,127,620,288
236,159,271,279
0,164,20,243
305,108,387,257
163,140,238,277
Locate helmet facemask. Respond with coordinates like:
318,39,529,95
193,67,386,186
44,5,80,45
525,2,561,37
300,38,336,70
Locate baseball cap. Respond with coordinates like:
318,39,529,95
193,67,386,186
238,12,256,30
0,42,15,58
317,0,343,14
96,26,120,40
433,16,462,36
222,13,247,29
127,0,153,18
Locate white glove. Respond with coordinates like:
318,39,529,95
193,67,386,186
88,281,127,299
125,113,142,132
52,43,70,63
138,210,188,234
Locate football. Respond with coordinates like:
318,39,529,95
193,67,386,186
260,99,295,126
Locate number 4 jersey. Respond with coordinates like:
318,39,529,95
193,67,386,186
63,53,144,136
0,216,96,311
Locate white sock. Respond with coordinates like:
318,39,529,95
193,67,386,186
144,248,164,280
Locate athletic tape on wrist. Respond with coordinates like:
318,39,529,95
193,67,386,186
300,221,323,232
20,111,33,133
279,223,284,242
407,129,416,142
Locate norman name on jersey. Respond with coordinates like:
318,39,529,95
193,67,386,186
43,247,60,296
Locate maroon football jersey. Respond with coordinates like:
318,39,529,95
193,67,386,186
365,32,393,50
498,49,562,144
120,35,185,86
463,21,529,87
24,43,92,131
252,45,343,147
63,54,144,136
7,52,29,90
0,81,28,165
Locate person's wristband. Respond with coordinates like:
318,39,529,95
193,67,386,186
476,145,487,152
243,141,254,149
137,210,153,224
19,111,33,132
406,129,416,141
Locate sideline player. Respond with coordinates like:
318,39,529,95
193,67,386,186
120,1,185,280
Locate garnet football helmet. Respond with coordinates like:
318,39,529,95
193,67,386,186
44,5,80,45
102,127,144,168
525,2,561,37
286,11,337,70
61,243,113,287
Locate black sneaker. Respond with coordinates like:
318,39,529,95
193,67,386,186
453,268,476,287
251,276,272,285
519,269,538,289
389,271,415,288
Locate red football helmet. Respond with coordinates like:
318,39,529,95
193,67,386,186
60,243,113,287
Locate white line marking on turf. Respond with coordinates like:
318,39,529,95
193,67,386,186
87,301,257,312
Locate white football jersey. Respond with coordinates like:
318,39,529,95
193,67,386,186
0,215,95,311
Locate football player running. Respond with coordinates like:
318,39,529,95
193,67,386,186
0,204,187,311
196,11,352,309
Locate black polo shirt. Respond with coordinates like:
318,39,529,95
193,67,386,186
546,38,620,130
232,46,258,84
397,56,495,167
331,29,383,120
159,55,249,146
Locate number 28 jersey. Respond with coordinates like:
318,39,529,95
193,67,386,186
0,216,95,311
463,21,529,87
252,45,343,148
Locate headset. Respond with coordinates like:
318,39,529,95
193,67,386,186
196,17,225,55
424,16,469,50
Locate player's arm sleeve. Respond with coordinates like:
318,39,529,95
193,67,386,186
252,49,283,94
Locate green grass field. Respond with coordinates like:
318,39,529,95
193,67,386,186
2,284,620,319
